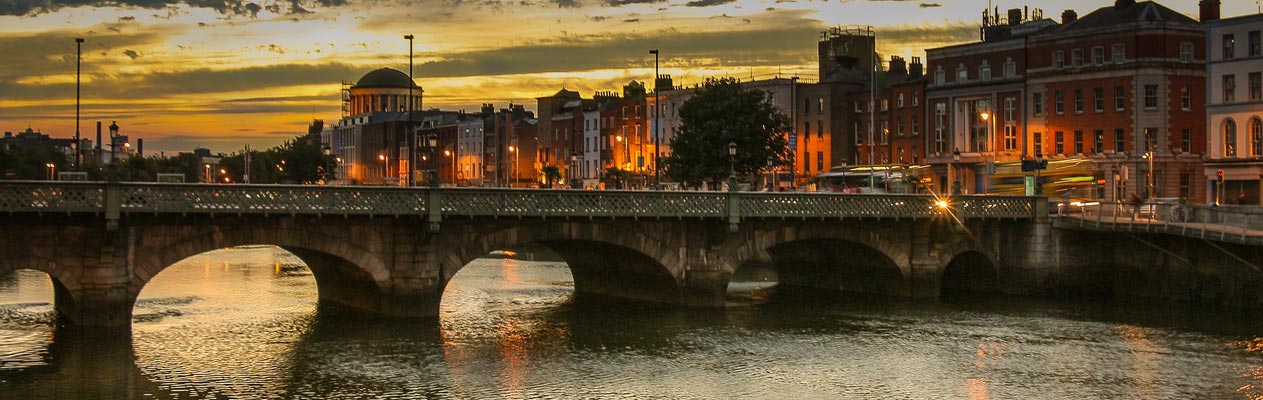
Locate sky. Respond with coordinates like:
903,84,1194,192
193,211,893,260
1,0,1258,154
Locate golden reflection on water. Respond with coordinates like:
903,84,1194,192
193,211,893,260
973,342,1003,369
496,316,530,400
966,377,989,400
1115,324,1159,398
1231,337,1263,399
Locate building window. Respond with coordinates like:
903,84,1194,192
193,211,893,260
1092,46,1104,65
1033,92,1044,116
957,64,968,82
1180,42,1193,63
935,68,945,85
817,121,823,139
912,119,920,136
1054,131,1064,155
1251,118,1263,157
1004,58,1016,78
1250,72,1262,101
1073,131,1084,154
1004,97,1016,121
854,101,862,112
897,93,905,108
1224,34,1235,59
855,121,863,145
980,62,991,81
1055,91,1064,114
881,99,889,111
912,95,919,107
1113,43,1125,63
1094,88,1104,112
1180,86,1192,110
1004,125,1017,151
1144,85,1158,109
1251,31,1261,57
1225,119,1238,157
817,152,824,172
881,121,889,144
935,103,946,153
1053,50,1064,69
1115,128,1125,153
804,121,811,140
1224,74,1236,102
1033,132,1043,156
1094,130,1104,153
1181,128,1192,153
1179,173,1191,198
1115,86,1125,111
897,117,904,136
818,98,825,113
1072,48,1083,66
1074,89,1084,113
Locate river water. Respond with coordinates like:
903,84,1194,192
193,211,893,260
2,246,1263,399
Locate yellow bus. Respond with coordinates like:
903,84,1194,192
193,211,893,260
989,158,1096,198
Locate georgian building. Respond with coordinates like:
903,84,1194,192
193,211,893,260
1204,2,1263,205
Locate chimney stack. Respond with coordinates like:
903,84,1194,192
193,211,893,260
137,138,143,157
1061,9,1077,25
1008,8,1022,26
909,57,923,79
1199,0,1220,22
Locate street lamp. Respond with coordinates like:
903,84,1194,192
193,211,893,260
507,144,517,187
425,133,438,187
378,153,388,180
766,156,774,191
204,164,211,183
952,148,962,194
405,34,415,187
649,48,660,189
46,163,55,181
107,121,119,182
74,38,83,171
444,148,453,183
728,141,737,192
980,110,995,193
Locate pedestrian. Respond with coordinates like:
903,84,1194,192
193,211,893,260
1239,191,1248,205
1129,192,1141,220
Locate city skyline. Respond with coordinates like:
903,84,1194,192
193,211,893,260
1,0,1257,154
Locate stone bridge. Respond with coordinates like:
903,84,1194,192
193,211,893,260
3,181,1258,329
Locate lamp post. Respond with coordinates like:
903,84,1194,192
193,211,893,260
1035,151,1044,195
74,38,83,171
1145,146,1155,200
204,164,211,183
404,34,415,187
107,121,119,182
766,156,774,191
46,163,55,181
444,149,453,184
507,144,518,187
649,48,660,189
952,148,962,194
378,153,388,181
728,141,737,192
980,110,995,193
425,133,438,187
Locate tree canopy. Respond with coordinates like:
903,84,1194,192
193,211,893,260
662,77,792,189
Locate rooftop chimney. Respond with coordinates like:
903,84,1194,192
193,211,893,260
1008,8,1022,25
1115,0,1136,9
1061,9,1077,25
1199,0,1220,22
909,57,923,79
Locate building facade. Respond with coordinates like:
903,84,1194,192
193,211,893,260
1204,4,1263,205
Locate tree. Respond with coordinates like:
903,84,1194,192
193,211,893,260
663,77,792,190
541,165,560,188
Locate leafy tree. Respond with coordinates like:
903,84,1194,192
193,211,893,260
663,77,792,190
603,167,631,189
541,165,561,188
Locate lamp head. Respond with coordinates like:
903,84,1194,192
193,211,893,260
728,141,737,156
404,34,414,40
979,111,990,121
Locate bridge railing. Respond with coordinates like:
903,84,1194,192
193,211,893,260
0,181,1041,220
1056,201,1263,244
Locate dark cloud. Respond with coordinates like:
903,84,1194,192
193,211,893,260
919,3,940,7
684,0,734,7
0,0,346,17
877,23,975,46
589,15,608,21
603,0,658,5
123,49,141,59
552,0,581,7
622,18,638,22
118,16,136,21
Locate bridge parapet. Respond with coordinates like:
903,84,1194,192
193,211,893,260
0,181,1041,221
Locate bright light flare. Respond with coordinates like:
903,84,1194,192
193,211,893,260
935,200,950,209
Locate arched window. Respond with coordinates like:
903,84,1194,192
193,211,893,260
1224,119,1237,157
1252,117,1262,157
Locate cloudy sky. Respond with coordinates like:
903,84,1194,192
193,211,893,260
0,0,1255,154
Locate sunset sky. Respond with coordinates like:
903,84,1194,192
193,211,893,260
1,0,1257,154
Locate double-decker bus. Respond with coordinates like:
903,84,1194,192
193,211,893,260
989,157,1096,198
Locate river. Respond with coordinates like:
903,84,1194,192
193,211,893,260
2,246,1263,399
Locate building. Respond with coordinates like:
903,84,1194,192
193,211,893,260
327,68,422,185
1204,1,1262,205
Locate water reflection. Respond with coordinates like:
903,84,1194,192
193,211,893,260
3,248,1263,398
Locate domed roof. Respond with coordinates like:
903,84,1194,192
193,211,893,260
352,67,420,89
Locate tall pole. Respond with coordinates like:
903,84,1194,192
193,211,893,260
868,32,876,191
405,34,415,187
74,38,83,170
650,49,659,189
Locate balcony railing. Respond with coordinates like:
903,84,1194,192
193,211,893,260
0,181,1041,221
1054,201,1263,245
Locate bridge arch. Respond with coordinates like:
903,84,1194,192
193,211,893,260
940,250,999,298
438,222,684,305
727,224,910,296
0,256,78,321
129,226,390,314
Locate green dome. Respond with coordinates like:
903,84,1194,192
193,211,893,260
352,68,419,89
